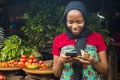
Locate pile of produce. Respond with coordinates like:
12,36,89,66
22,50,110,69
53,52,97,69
0,54,53,69
0,35,53,69
18,54,53,69
0,35,21,61
0,35,41,62
0,60,19,68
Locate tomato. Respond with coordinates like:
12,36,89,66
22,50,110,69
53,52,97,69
21,54,27,59
26,59,28,62
1,63,5,67
33,59,37,63
0,74,6,80
18,61,25,68
29,54,35,60
6,61,10,64
42,66,47,69
40,63,46,67
11,64,15,67
25,62,29,65
39,60,44,64
22,64,26,68
32,62,38,65
4,63,8,67
27,62,32,65
28,59,33,63
20,58,26,62
14,61,18,66
8,64,12,67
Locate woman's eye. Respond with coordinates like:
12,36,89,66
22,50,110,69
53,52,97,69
78,20,83,24
67,21,73,24
67,20,84,24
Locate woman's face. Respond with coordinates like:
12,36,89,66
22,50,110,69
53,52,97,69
66,10,85,35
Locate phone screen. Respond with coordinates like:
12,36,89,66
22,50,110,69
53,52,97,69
66,52,77,57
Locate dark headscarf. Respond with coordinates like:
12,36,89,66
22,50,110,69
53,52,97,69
63,1,92,80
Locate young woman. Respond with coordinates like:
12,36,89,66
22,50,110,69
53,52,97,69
52,1,108,80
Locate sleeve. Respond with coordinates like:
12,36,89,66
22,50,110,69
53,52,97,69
96,34,107,52
52,37,61,56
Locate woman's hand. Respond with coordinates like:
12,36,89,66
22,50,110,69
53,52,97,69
76,52,98,65
58,52,74,64
78,55,98,65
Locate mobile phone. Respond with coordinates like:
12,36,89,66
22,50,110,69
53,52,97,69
66,52,77,57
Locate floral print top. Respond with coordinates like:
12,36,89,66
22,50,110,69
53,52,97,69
60,44,101,80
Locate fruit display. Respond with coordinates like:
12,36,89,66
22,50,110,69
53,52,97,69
39,60,47,69
18,54,52,69
26,63,39,69
0,60,19,68
0,54,53,73
18,54,28,68
26,54,39,69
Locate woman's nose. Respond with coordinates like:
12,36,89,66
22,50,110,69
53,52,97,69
72,23,78,28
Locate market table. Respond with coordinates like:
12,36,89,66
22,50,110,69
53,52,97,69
0,67,24,80
23,68,56,80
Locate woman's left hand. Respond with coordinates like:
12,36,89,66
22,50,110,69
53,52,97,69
76,54,98,65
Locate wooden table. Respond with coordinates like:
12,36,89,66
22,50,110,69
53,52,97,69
0,67,24,80
0,67,21,75
23,68,56,80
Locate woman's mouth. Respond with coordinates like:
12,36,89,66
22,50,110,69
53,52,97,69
72,30,80,35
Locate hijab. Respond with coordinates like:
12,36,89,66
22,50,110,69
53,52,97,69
63,1,92,53
63,1,92,80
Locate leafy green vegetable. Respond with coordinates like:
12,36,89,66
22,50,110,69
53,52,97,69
0,35,38,62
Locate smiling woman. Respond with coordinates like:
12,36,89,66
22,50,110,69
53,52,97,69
52,1,108,80
66,10,85,35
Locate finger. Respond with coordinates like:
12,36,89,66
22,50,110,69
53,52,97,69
79,59,90,64
80,56,89,61
61,52,70,59
73,57,80,60
63,52,71,58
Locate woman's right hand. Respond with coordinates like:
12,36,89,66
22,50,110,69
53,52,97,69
58,52,74,64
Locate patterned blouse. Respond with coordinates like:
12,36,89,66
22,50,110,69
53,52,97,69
60,45,100,80
52,32,107,80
